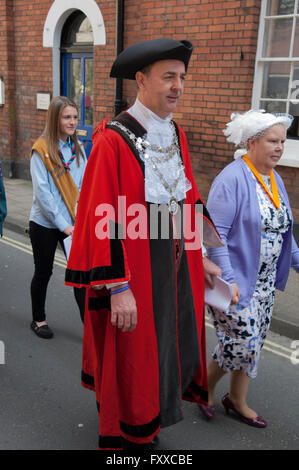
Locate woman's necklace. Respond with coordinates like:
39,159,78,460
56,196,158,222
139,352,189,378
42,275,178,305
243,154,284,223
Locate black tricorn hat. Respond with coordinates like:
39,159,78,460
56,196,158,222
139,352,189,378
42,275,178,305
110,38,193,80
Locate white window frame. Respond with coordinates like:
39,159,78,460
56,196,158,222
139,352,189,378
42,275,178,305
252,0,299,168
43,0,106,97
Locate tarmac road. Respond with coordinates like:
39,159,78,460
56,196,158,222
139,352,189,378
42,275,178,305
0,228,298,451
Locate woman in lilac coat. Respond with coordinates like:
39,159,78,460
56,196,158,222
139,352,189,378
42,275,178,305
200,110,299,428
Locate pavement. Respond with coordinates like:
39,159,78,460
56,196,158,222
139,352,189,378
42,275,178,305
2,176,299,340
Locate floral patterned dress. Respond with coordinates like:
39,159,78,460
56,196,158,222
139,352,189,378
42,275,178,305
208,167,292,378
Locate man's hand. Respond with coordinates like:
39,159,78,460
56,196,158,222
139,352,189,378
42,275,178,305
203,257,222,288
110,288,137,332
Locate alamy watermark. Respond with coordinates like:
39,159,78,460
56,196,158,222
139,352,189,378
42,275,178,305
94,197,204,251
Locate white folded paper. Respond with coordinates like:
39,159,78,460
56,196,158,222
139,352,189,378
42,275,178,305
205,276,232,312
63,235,72,261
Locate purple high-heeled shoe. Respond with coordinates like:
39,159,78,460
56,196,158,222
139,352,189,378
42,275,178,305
221,393,267,428
198,403,216,420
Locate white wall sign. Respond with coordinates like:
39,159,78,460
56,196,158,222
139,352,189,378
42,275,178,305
37,93,51,110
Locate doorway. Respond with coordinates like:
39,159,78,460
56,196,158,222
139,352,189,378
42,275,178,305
61,11,94,157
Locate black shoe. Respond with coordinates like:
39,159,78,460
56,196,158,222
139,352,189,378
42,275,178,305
31,321,53,339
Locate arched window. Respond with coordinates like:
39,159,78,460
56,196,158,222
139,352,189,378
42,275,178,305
61,11,94,53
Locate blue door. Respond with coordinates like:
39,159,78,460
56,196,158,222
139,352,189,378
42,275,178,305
62,53,93,157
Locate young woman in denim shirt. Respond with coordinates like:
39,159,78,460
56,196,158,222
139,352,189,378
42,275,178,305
29,96,86,339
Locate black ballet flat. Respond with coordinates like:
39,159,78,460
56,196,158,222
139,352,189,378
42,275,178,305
30,321,54,339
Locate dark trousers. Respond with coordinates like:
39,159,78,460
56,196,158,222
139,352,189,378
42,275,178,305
29,221,85,323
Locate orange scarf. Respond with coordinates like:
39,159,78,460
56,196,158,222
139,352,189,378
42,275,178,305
243,154,280,209
31,137,79,222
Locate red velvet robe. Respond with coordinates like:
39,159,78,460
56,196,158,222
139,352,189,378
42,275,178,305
65,112,222,449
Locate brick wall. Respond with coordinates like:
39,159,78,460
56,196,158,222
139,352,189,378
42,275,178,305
0,0,16,175
277,167,299,222
92,2,116,122
0,0,298,221
0,0,54,177
13,1,53,177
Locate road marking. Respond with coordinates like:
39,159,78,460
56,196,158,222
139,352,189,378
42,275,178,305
263,339,293,353
205,319,293,360
3,235,66,261
0,235,67,268
2,235,33,250
262,345,290,360
0,237,32,255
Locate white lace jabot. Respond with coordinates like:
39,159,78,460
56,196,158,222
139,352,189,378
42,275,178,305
127,98,191,204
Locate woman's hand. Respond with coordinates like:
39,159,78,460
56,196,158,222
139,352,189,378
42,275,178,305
231,282,240,304
64,225,74,236
110,288,137,332
203,257,222,288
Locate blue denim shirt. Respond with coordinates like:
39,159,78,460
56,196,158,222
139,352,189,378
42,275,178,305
29,139,86,232
207,157,299,308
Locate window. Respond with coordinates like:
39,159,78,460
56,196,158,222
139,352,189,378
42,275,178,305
61,11,94,53
253,0,299,165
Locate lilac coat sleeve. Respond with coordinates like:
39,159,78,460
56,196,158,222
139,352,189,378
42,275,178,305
206,179,237,284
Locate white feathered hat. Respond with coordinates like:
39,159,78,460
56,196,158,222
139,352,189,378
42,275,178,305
223,109,293,147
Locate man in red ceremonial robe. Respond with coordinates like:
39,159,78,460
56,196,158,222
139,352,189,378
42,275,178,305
65,38,223,450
